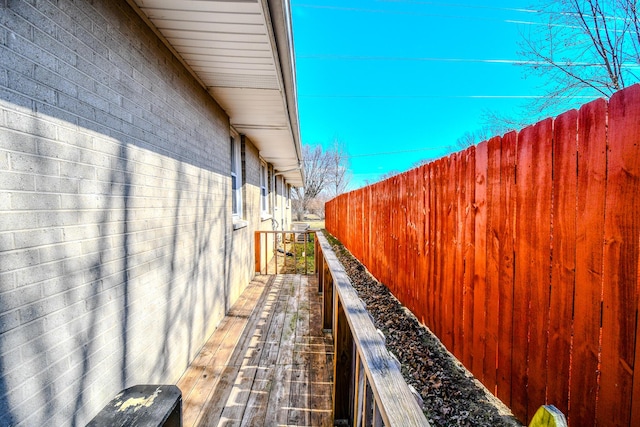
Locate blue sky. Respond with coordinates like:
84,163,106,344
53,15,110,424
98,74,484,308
291,1,594,189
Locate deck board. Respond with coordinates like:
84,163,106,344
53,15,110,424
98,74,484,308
177,274,333,427
288,275,311,426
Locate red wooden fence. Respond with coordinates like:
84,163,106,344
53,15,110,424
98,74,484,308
325,84,640,427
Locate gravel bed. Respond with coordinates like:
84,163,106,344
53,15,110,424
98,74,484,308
324,232,523,427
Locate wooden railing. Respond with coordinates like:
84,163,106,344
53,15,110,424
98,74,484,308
315,231,430,427
254,230,314,275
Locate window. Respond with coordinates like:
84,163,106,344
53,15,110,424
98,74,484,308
287,184,291,208
274,176,282,211
230,135,242,217
260,161,269,216
269,166,275,213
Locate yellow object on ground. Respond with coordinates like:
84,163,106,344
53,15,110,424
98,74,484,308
529,405,568,427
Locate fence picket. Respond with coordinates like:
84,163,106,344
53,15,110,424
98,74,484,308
485,135,502,394
520,118,555,421
473,142,489,382
497,131,517,407
408,168,418,313
598,84,640,427
426,162,436,330
442,156,455,349
569,98,607,426
453,154,465,360
420,165,429,326
462,146,476,370
547,109,578,416
435,160,444,341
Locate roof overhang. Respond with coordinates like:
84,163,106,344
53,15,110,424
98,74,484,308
128,0,304,187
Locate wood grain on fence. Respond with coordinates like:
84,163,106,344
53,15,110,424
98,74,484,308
599,85,640,427
325,84,640,427
570,97,606,426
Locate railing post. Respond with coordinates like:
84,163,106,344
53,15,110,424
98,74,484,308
333,296,354,425
373,400,383,427
315,234,319,276
255,231,261,273
289,231,294,273
304,232,308,275
353,352,366,427
323,258,333,331
264,232,269,275
364,379,374,426
316,238,323,292
274,232,278,275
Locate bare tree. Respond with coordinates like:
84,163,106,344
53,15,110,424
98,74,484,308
379,170,402,181
412,158,432,168
454,127,494,150
292,144,329,221
518,0,640,116
326,138,351,197
452,122,518,150
292,141,352,220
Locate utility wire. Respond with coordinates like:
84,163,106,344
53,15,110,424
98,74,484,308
300,146,450,161
293,3,538,24
299,94,601,99
296,55,640,67
374,0,538,14
376,0,633,22
292,3,637,29
294,2,630,20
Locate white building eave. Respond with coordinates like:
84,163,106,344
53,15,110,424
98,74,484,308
128,0,304,187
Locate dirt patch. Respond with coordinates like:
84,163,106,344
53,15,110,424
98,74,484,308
324,232,523,427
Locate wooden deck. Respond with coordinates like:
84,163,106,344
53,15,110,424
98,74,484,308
177,274,334,427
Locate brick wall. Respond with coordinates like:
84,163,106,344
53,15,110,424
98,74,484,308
0,0,278,425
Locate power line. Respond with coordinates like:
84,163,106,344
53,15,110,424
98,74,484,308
292,3,536,24
374,0,538,14
301,146,449,161
378,0,635,23
297,54,640,68
299,94,601,99
292,3,637,31
299,55,529,63
294,1,630,21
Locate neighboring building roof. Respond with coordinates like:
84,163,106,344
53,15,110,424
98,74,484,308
127,0,304,187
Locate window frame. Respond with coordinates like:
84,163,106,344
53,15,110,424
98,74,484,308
230,133,242,219
274,175,282,211
269,165,275,214
260,161,269,217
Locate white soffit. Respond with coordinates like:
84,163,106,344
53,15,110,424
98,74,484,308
130,0,303,186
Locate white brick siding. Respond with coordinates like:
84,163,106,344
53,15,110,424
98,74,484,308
0,0,293,425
